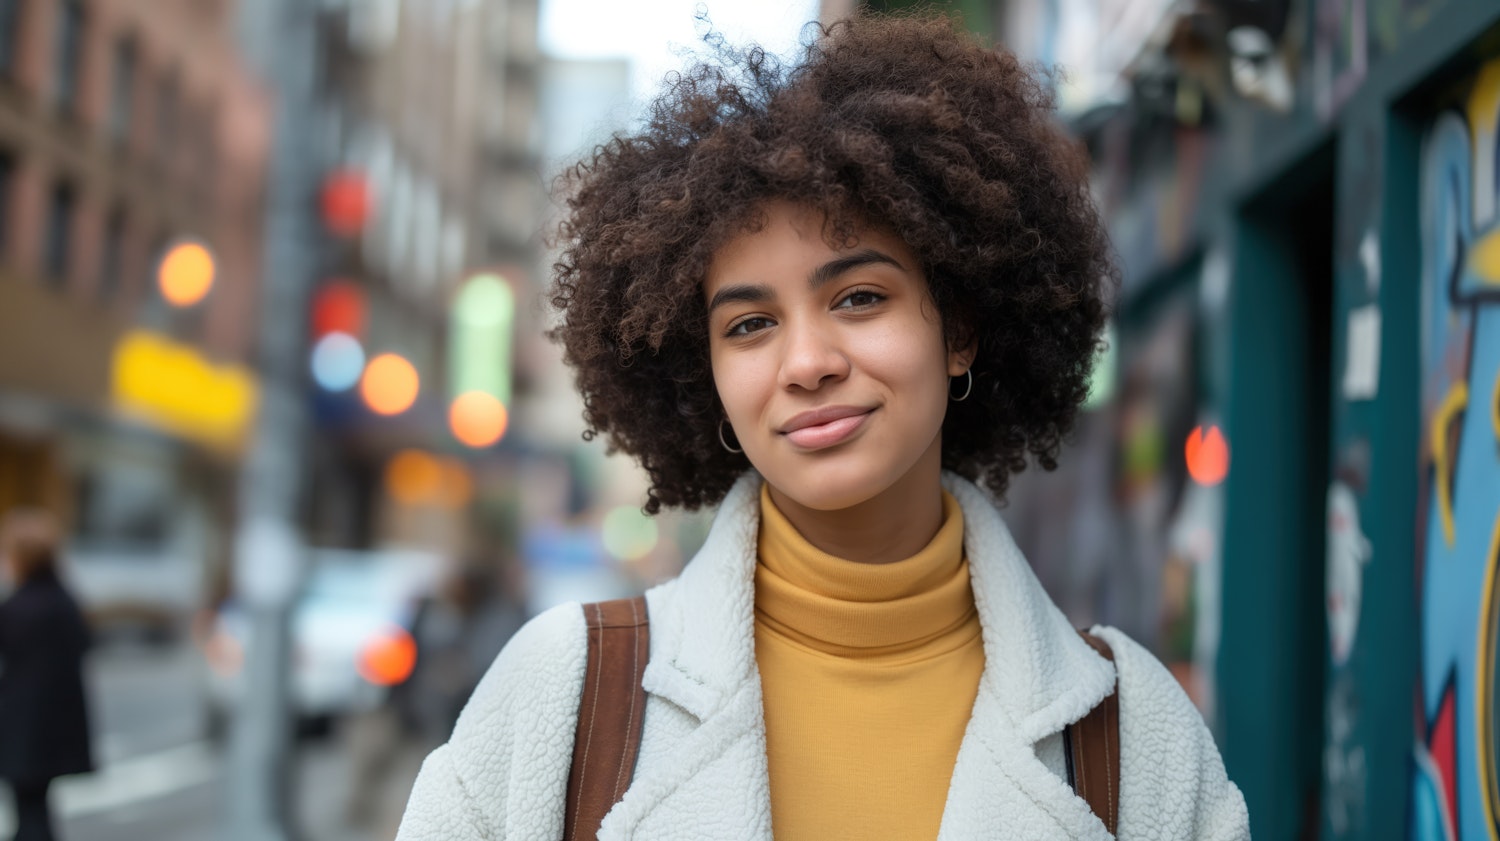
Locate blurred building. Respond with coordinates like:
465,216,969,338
856,0,1500,839
0,0,270,633
283,0,545,561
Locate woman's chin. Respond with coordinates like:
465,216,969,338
762,464,891,514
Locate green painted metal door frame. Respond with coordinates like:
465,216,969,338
1220,138,1337,841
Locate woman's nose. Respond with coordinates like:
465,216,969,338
777,320,850,391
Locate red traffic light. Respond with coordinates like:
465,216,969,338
320,168,372,237
311,280,367,338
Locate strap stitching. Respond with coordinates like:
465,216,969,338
568,603,605,841
613,597,643,803
1074,721,1088,800
1105,692,1117,830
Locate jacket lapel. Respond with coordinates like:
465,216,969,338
938,475,1119,837
938,686,1114,839
601,474,773,840
598,676,773,839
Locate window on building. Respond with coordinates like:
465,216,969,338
0,0,19,77
100,210,125,301
44,182,75,285
192,101,217,208
0,151,14,258
110,38,136,144
53,0,85,113
157,69,179,162
138,233,170,327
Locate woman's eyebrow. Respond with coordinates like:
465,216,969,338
809,249,902,289
707,283,772,314
706,249,902,314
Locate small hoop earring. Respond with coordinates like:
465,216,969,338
718,418,743,454
950,369,973,402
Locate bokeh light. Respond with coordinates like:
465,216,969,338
601,505,659,561
449,391,509,448
111,329,258,448
451,274,516,404
320,168,372,237
311,280,367,338
158,241,216,307
385,450,443,506
310,332,365,391
1186,425,1230,486
356,625,417,687
385,450,474,509
439,459,475,508
360,353,419,415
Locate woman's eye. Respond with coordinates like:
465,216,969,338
837,290,885,309
726,316,773,336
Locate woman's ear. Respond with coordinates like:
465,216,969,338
947,323,978,376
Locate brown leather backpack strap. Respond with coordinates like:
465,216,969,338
1065,630,1120,835
563,596,650,841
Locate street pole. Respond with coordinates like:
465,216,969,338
225,1,322,839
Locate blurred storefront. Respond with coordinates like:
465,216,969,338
0,0,269,637
859,0,1500,838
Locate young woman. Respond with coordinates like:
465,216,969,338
398,13,1248,840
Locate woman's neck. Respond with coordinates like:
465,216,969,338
764,443,946,565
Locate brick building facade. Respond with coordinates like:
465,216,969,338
0,0,271,633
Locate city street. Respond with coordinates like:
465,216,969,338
0,0,1492,837
0,639,424,841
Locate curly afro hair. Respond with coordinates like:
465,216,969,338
549,12,1115,514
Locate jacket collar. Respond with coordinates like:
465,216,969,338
642,471,1116,742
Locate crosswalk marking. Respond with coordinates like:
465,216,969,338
0,740,219,834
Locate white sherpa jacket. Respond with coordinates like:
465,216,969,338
397,473,1250,840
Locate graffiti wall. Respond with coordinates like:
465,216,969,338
1413,58,1500,841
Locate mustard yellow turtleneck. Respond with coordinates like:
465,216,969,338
753,485,985,840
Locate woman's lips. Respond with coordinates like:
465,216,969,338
782,409,873,449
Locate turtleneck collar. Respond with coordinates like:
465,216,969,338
754,484,976,657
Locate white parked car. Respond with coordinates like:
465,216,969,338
200,547,441,736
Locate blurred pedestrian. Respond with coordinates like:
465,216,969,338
0,510,94,841
399,12,1248,840
398,563,525,746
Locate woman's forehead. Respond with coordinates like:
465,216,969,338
708,202,906,268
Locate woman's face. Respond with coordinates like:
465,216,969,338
704,201,971,512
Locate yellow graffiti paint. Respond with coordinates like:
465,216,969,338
1468,60,1500,227
1473,232,1500,285
1493,367,1500,453
1479,512,1500,836
1469,60,1500,148
1434,382,1468,548
1485,374,1500,837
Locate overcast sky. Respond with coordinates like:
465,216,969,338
539,0,821,103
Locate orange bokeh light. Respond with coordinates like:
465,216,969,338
385,450,473,509
158,242,215,307
449,391,508,448
360,353,419,415
1185,425,1230,486
386,450,442,506
439,459,474,508
356,625,417,687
